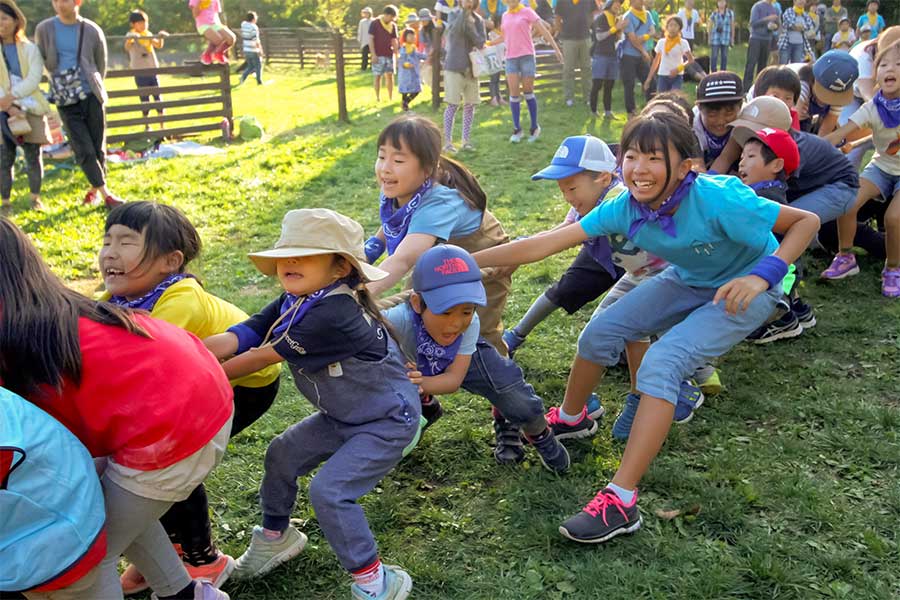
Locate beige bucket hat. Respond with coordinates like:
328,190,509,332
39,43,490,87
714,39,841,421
728,96,793,146
249,208,388,283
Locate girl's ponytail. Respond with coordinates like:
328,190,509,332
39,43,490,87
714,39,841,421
436,156,487,213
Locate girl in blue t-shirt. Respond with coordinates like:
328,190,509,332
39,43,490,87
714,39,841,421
366,115,514,356
472,111,820,546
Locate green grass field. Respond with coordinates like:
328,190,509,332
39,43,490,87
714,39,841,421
8,61,900,599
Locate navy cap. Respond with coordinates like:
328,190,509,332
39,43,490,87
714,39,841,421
411,245,486,313
532,135,617,181
812,50,859,107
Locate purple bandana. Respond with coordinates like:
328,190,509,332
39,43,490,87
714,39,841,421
411,309,463,376
701,121,730,165
874,91,900,130
627,171,698,239
272,276,358,338
379,178,433,256
108,273,193,311
749,180,787,193
576,181,620,277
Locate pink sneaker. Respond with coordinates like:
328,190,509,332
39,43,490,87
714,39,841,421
200,50,213,65
212,51,229,64
821,253,859,280
545,406,597,440
882,268,900,297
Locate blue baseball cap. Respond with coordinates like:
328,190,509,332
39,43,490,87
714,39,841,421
531,135,618,181
812,50,859,107
411,245,486,313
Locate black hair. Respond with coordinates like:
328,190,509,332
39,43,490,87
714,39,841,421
383,4,398,16
643,90,694,126
0,218,149,397
401,27,416,42
128,9,147,24
745,138,788,182
755,65,802,103
104,202,202,275
377,115,487,212
0,3,17,20
666,15,683,30
245,11,257,22
619,112,699,201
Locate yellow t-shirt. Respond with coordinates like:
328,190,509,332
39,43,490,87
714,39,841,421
104,278,281,389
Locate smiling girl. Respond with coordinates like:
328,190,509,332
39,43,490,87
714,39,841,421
472,111,820,544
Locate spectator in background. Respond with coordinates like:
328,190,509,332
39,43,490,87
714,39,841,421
855,0,884,39
589,0,625,118
357,6,373,70
708,0,734,71
555,0,595,107
533,0,555,25
443,0,485,150
124,10,167,126
822,0,846,51
831,16,855,51
239,11,264,85
480,0,506,105
744,0,780,88
369,4,398,102
35,0,125,208
778,0,815,64
676,0,700,43
418,8,436,54
619,0,654,119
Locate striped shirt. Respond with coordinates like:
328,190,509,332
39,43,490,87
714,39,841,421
241,21,260,54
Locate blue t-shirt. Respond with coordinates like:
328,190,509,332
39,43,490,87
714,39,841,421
856,14,885,38
622,11,652,57
407,183,483,242
2,44,21,77
579,175,781,288
52,18,90,92
383,303,480,366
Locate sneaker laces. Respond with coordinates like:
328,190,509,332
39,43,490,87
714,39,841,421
546,406,584,427
583,489,628,525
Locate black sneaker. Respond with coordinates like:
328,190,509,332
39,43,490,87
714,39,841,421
746,309,803,344
545,407,598,440
421,396,443,430
792,298,816,329
493,414,525,465
559,487,642,544
526,428,570,474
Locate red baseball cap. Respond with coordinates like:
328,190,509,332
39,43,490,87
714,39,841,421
747,127,800,177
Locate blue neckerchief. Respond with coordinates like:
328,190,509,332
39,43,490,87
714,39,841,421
749,180,787,192
411,309,463,377
874,91,900,129
701,121,729,164
627,171,697,239
807,95,830,119
379,178,433,256
108,273,193,310
272,276,358,338
574,180,620,277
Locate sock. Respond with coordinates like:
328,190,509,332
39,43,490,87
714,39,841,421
352,559,385,597
607,482,636,505
524,426,551,443
509,96,521,132
462,103,475,143
557,406,582,424
513,293,559,337
443,104,458,145
159,581,196,600
262,527,284,540
524,93,538,132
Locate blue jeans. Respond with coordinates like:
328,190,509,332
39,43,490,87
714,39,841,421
505,54,537,78
656,74,683,92
710,44,729,72
780,42,805,64
240,51,262,84
789,181,857,225
461,340,546,431
576,266,781,405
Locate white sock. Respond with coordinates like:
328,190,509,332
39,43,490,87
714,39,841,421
557,406,582,424
607,482,635,505
352,560,385,597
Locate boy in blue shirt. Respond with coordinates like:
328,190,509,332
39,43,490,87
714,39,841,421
383,245,569,472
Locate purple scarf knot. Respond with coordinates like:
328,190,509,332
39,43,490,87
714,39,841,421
874,91,900,130
272,276,359,338
411,309,463,376
627,171,697,239
379,178,434,255
576,180,621,277
749,180,787,193
108,273,193,311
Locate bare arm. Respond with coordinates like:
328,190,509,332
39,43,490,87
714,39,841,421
408,354,472,395
220,345,283,380
369,33,376,57
192,5,202,18
473,223,587,268
533,19,563,62
204,332,239,360
366,233,438,296
709,136,742,174
816,111,839,137
645,51,661,85
824,120,860,146
856,78,875,103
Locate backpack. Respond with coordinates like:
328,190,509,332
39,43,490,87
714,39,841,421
237,115,265,140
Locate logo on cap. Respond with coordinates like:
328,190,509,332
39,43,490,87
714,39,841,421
434,257,470,276
554,145,570,159
829,77,849,91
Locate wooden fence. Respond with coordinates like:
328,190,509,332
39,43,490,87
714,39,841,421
104,63,233,145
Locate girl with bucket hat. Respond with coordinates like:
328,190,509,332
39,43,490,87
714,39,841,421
205,209,419,600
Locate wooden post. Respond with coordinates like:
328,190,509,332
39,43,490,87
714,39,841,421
299,30,305,69
431,26,443,110
219,63,234,140
334,30,349,123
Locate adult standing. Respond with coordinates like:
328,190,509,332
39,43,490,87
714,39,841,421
619,0,654,119
821,0,846,52
443,0,486,151
707,0,734,72
778,0,814,65
743,0,780,88
589,0,625,118
368,5,399,102
855,1,885,40
555,0,594,107
676,0,701,44
0,0,50,215
35,0,124,208
357,7,373,71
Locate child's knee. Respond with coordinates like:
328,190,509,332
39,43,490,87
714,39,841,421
263,434,291,471
576,319,625,366
635,344,694,405
307,474,334,513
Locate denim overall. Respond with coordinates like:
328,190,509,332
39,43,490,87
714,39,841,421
259,308,420,572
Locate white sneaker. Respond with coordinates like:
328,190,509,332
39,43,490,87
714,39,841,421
509,130,523,143
232,526,308,579
565,99,574,107
527,126,542,143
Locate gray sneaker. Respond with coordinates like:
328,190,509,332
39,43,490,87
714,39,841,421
233,525,308,579
350,565,412,600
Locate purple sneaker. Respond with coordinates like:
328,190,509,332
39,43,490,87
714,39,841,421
821,254,859,280
883,268,900,298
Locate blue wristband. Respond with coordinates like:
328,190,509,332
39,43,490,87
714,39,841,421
227,323,263,355
364,236,386,264
749,255,789,290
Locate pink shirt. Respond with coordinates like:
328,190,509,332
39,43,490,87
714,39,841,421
189,0,222,27
501,7,540,59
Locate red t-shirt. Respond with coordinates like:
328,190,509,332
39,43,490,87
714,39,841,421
30,315,233,471
368,17,398,58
